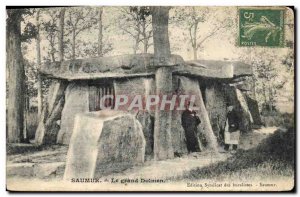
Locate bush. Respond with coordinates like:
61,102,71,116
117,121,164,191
261,112,294,127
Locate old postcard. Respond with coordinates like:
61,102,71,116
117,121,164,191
6,6,295,192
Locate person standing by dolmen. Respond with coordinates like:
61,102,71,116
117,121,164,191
181,103,201,153
224,104,240,153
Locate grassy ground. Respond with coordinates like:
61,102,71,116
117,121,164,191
175,127,294,182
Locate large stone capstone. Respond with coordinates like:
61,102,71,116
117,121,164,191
64,110,146,180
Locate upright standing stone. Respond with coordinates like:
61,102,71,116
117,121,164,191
226,86,254,132
235,88,254,132
64,110,145,180
56,81,89,144
34,80,68,145
205,82,227,142
179,76,218,152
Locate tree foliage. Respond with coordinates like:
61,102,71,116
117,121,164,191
239,48,294,113
171,7,233,59
117,6,153,54
41,8,60,62
64,7,98,59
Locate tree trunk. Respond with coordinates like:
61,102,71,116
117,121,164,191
7,10,25,143
193,47,197,60
36,10,43,117
58,8,66,62
50,51,55,62
268,83,273,112
50,36,56,62
151,7,174,160
142,20,148,53
133,26,140,54
154,67,174,160
152,7,171,59
23,79,30,143
72,29,76,60
193,23,198,60
262,83,267,110
97,7,103,57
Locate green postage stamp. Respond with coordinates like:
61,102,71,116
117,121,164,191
239,8,285,47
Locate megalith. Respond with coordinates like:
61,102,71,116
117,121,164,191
34,80,68,145
235,88,254,132
178,76,218,152
225,86,254,132
64,110,146,180
56,81,89,144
